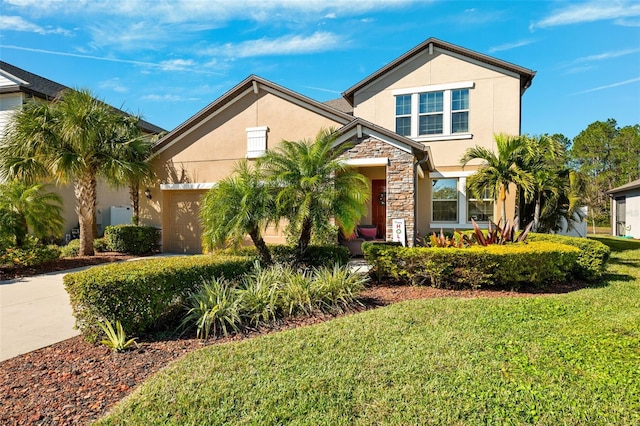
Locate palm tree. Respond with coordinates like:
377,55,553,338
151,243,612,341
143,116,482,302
258,128,370,261
0,88,150,255
519,135,585,232
460,133,534,226
0,180,64,247
200,160,274,264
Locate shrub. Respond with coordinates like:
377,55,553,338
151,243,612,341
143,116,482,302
218,244,350,268
60,238,109,257
63,255,254,342
528,233,610,280
312,264,368,311
0,239,61,267
236,262,281,326
104,225,158,255
98,319,137,352
363,241,580,289
181,277,243,339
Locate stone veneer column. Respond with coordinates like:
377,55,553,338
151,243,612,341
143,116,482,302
339,137,416,246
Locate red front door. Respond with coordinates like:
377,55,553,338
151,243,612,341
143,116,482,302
372,179,386,238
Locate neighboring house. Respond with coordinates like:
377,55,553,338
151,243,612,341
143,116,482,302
142,37,536,253
607,179,640,239
0,61,165,238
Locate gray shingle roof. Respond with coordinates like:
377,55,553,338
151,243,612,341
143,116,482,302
607,179,640,194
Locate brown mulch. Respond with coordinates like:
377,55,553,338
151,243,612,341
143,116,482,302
0,258,587,425
0,253,140,282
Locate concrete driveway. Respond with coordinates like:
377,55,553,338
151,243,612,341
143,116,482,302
0,269,82,362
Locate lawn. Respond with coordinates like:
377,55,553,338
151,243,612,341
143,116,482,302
97,236,640,425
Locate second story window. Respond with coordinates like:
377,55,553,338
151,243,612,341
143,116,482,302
395,95,412,136
393,82,473,139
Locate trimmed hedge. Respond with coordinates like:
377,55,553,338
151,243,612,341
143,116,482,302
528,233,610,280
0,244,61,267
60,238,108,257
104,225,158,255
218,244,350,268
363,241,580,289
63,255,254,342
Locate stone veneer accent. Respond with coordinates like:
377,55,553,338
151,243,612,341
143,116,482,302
339,137,416,246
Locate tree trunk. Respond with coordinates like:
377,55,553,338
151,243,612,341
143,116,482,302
74,174,97,256
296,216,313,263
248,226,272,265
500,184,507,227
533,193,541,232
130,181,139,226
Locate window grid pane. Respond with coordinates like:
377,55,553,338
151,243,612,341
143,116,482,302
419,115,443,135
396,117,411,136
432,179,458,222
396,95,412,116
451,111,468,133
452,89,469,111
468,200,494,222
419,92,443,113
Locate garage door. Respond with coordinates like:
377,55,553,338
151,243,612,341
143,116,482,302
163,190,206,253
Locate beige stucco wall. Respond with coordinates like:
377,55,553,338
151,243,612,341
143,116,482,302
140,89,347,249
353,48,522,169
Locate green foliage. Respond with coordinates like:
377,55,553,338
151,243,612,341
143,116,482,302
98,319,137,352
181,277,243,339
218,244,350,268
570,119,640,226
0,180,64,247
363,241,580,289
461,133,534,225
528,233,610,281
200,160,274,264
61,238,109,257
470,219,532,246
63,255,254,342
258,128,370,260
97,237,640,425
0,238,61,267
428,229,472,248
104,225,158,255
179,262,369,338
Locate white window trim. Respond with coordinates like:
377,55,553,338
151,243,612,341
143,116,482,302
394,81,473,139
160,183,216,190
428,172,493,228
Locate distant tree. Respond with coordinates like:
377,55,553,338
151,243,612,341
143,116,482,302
461,133,534,226
200,160,274,265
571,119,640,226
0,88,150,255
0,181,64,247
259,128,370,261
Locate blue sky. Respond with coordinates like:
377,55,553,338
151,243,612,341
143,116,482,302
1,0,639,140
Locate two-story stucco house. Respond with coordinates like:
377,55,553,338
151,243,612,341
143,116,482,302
0,61,165,237
142,37,536,253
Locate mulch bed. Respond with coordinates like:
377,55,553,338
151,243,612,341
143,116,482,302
0,257,586,425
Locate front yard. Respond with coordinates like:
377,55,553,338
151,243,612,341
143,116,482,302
97,236,640,425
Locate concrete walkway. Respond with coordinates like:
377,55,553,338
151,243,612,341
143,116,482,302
1,268,83,362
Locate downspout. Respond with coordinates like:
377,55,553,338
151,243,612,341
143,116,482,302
413,153,429,247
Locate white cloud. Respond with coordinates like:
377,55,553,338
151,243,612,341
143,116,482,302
574,48,640,63
531,1,640,30
99,78,128,93
564,65,593,75
159,59,196,71
615,18,640,26
488,39,536,53
0,15,70,35
324,12,337,19
206,32,343,58
301,85,341,94
572,76,640,95
141,94,200,102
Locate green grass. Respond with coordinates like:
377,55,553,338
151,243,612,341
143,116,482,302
97,237,640,425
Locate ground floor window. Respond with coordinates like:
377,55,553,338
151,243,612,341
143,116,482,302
467,187,494,222
432,178,458,222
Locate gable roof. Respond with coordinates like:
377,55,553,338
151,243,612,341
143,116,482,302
0,61,166,135
152,75,355,155
342,37,536,105
334,117,434,171
607,178,640,195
